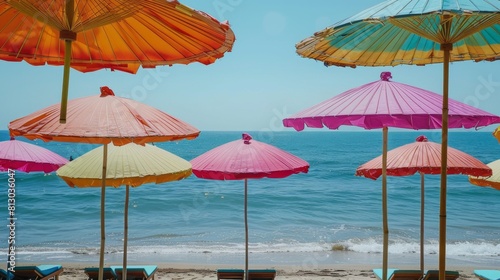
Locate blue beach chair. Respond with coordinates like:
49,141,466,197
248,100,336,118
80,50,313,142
0,269,13,280
474,270,500,280
216,269,244,280
84,267,117,280
12,265,64,280
373,268,423,280
112,265,157,280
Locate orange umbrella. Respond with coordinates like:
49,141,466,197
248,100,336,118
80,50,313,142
0,0,235,123
8,86,198,280
356,135,492,273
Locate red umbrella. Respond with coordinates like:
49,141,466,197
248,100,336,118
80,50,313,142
8,86,198,280
356,135,492,272
190,133,309,280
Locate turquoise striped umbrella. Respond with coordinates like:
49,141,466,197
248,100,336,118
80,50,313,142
296,1,499,280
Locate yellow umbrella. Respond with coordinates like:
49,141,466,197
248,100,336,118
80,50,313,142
494,127,500,143
469,159,500,191
57,142,192,280
0,0,235,123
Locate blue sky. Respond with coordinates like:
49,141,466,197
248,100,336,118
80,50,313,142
2,0,499,132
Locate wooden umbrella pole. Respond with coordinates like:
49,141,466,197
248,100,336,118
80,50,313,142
420,172,425,273
99,144,108,280
439,42,452,280
382,127,389,280
123,185,130,280
60,0,75,124
244,179,249,280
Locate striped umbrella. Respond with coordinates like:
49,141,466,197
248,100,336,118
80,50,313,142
0,0,235,123
356,135,492,274
191,133,309,280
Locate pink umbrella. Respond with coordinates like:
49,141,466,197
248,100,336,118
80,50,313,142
0,137,68,276
283,72,500,280
0,137,68,173
356,135,492,272
190,133,309,280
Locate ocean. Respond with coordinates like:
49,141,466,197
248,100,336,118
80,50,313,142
2,130,500,269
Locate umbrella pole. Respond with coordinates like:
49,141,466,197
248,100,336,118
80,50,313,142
60,0,75,124
123,185,130,280
420,173,425,273
439,43,452,280
382,127,389,280
244,179,249,280
99,144,108,280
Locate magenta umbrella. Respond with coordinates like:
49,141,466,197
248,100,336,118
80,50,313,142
0,137,68,173
283,71,500,280
190,133,309,280
0,137,68,276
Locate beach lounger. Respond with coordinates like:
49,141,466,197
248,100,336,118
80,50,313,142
11,265,63,280
0,269,13,280
422,270,459,280
474,270,500,280
112,265,157,280
84,267,117,280
373,268,423,280
248,269,277,280
217,269,244,280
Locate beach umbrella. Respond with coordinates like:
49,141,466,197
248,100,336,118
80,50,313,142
0,0,235,123
57,142,191,280
494,127,500,143
190,133,309,280
295,2,499,278
469,159,500,191
8,86,198,280
0,137,68,173
0,137,68,276
282,71,500,280
356,135,492,273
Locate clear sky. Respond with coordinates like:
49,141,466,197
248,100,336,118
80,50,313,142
2,1,499,132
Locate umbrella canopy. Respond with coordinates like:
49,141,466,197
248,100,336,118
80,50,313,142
469,159,500,191
356,135,492,273
0,137,68,173
191,133,309,280
283,72,500,131
494,127,500,143
57,142,191,280
294,2,499,278
356,135,492,179
283,71,500,280
0,0,235,123
8,86,198,280
9,86,199,146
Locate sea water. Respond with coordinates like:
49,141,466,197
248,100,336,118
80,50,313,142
1,130,499,268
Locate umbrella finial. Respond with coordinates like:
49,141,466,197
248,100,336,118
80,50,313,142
242,133,252,144
9,136,14,141
100,86,115,97
416,135,428,142
380,72,392,81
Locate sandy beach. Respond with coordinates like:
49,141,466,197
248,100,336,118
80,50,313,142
47,263,479,280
